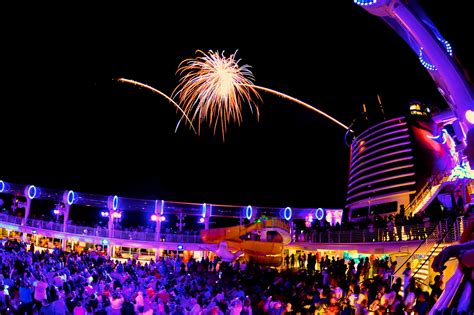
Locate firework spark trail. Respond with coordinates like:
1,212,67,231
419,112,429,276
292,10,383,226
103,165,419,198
117,78,197,134
173,50,261,138
246,85,350,130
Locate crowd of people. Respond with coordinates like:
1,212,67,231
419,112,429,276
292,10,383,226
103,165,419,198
0,235,453,315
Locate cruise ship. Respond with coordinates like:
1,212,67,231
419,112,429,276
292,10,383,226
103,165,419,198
1,1,473,313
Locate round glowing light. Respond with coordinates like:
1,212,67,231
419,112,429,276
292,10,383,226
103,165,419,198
354,0,377,6
160,216,166,222
151,214,158,221
245,205,253,220
465,110,474,124
67,190,75,205
199,217,205,223
283,207,292,220
315,208,325,221
0,181,4,193
177,244,184,251
112,195,119,210
27,185,37,200
53,209,60,215
101,239,109,246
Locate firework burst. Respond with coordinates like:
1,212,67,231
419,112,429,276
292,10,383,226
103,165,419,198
173,50,261,138
174,50,350,138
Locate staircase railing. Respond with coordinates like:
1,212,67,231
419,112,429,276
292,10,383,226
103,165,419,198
404,170,450,217
391,220,444,284
411,226,450,282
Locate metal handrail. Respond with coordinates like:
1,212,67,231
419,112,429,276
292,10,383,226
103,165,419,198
296,222,437,244
411,228,450,280
391,221,441,281
404,170,450,217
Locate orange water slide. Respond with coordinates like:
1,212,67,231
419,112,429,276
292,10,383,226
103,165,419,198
199,217,291,267
200,217,290,243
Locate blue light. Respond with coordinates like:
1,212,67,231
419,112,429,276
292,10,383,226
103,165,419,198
353,0,377,6
101,239,109,246
315,208,325,221
440,39,453,56
0,181,4,193
245,205,253,220
202,203,206,218
177,244,184,251
67,190,75,205
283,207,292,220
418,48,437,71
32,230,37,234
113,195,118,210
27,185,37,200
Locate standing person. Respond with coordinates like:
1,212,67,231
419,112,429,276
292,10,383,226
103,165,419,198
19,280,33,315
429,274,444,308
395,213,403,241
33,276,48,312
188,298,201,315
402,262,412,292
387,216,395,241
414,292,429,315
135,291,145,314
39,299,55,315
109,292,124,315
72,301,86,315
242,298,252,315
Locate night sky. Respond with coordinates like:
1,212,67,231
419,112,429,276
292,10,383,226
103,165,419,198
2,2,472,210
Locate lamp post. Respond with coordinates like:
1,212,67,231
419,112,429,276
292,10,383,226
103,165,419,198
53,208,61,222
152,200,165,242
62,190,74,233
22,185,38,226
107,195,120,238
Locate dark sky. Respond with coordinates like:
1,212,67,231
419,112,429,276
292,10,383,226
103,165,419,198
2,2,472,210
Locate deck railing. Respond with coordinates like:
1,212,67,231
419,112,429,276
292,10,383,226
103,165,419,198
0,213,465,245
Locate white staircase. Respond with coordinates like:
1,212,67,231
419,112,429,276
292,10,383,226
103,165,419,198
405,170,452,217
413,243,448,284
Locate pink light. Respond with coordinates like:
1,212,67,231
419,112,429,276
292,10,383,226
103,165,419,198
151,214,158,221
199,217,205,223
53,209,60,215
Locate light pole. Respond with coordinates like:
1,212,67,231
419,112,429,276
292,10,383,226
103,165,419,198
107,195,120,238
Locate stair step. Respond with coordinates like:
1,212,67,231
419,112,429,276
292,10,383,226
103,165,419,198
416,266,429,272
416,269,430,275
415,275,429,282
